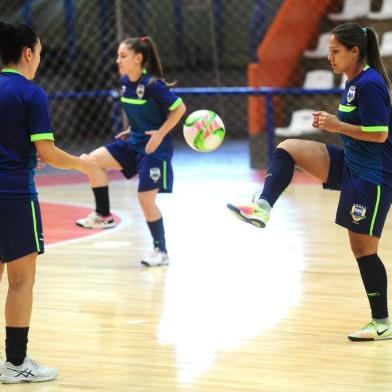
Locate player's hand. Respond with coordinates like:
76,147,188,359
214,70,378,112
312,111,341,133
36,153,46,170
78,154,97,174
115,127,131,141
145,130,164,154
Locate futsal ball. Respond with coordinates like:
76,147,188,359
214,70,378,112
183,110,225,152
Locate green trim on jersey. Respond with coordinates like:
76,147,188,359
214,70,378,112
339,104,357,112
163,160,167,189
121,97,147,105
30,133,54,142
169,97,183,111
363,64,370,71
361,125,389,132
1,68,23,76
369,185,381,236
30,201,41,252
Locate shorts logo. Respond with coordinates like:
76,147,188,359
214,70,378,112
346,85,356,103
136,84,145,99
150,167,161,182
350,204,367,223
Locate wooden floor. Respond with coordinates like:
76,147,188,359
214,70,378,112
1,141,392,391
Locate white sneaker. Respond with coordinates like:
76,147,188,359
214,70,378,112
141,248,170,267
0,356,58,384
76,211,116,229
348,320,392,341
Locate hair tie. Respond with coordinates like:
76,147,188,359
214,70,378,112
362,27,367,35
140,36,147,43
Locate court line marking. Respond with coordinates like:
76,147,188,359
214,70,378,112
41,199,132,249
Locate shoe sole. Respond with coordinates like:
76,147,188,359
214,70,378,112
0,375,57,383
140,261,169,267
348,335,392,342
227,204,266,228
75,222,116,229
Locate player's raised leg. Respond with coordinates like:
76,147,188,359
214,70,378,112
76,146,122,229
227,139,330,228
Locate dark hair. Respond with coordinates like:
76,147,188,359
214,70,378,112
121,36,175,86
331,22,392,94
0,20,38,65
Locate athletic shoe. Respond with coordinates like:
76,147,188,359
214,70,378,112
141,248,170,267
227,200,270,228
348,320,392,341
0,356,58,384
75,211,116,229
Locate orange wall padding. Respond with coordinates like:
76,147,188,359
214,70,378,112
248,0,337,135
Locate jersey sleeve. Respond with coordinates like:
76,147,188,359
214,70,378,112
148,80,183,111
28,87,54,142
359,81,390,133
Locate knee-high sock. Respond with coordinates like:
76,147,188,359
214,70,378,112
257,148,294,207
6,327,29,366
147,218,167,253
356,253,388,319
93,186,110,216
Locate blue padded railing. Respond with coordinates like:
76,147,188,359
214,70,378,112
48,87,343,163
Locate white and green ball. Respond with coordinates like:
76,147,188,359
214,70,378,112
183,110,225,152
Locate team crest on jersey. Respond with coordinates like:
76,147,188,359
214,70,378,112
150,167,161,182
136,84,145,99
350,204,367,223
346,85,356,103
121,85,126,95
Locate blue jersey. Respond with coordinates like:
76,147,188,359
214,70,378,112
120,74,183,160
337,65,392,187
0,69,54,199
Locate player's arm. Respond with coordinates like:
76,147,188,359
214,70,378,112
313,111,388,142
156,100,187,138
145,99,186,154
34,140,96,174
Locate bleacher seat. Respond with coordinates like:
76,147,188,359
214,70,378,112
275,109,321,137
304,32,330,59
379,31,392,56
328,0,371,21
303,70,334,89
368,0,392,20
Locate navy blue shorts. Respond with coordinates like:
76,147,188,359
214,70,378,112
323,144,392,238
0,199,44,263
105,139,173,193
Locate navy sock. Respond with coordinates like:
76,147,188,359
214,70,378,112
5,327,29,366
93,186,110,216
258,148,294,207
356,254,388,319
147,218,167,253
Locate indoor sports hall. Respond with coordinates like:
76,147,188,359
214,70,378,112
1,0,392,391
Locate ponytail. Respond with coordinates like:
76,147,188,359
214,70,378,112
332,23,392,96
122,36,176,86
0,20,38,66
365,28,392,94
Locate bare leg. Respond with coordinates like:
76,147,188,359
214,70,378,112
278,139,330,182
138,189,161,221
87,147,123,187
0,262,4,282
6,253,37,327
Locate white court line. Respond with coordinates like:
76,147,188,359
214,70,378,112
41,199,132,249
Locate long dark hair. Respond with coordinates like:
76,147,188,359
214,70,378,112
331,22,392,94
0,20,38,65
121,36,175,86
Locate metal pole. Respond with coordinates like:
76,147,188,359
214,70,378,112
63,0,77,70
22,0,33,27
114,0,123,42
265,94,275,164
